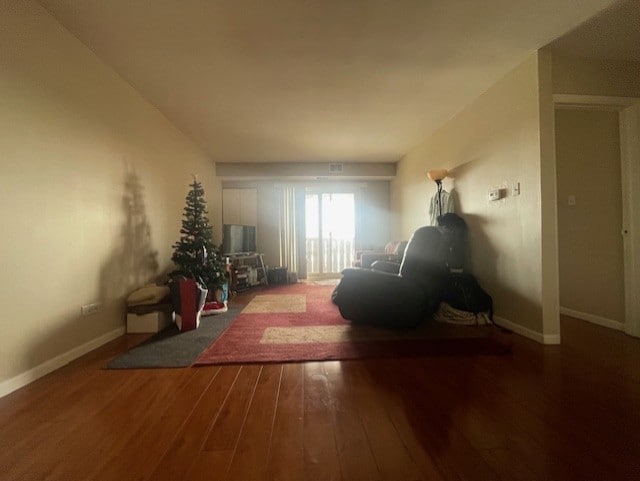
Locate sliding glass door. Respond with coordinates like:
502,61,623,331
305,192,355,277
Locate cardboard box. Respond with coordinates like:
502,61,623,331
126,310,173,333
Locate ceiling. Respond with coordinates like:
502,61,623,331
548,0,640,62
38,0,620,164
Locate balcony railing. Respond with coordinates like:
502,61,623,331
306,238,354,275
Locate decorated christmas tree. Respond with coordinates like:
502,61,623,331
171,177,226,290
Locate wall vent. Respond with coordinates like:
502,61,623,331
329,163,343,174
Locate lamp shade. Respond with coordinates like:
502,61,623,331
427,169,448,182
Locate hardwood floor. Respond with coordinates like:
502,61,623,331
1,308,639,480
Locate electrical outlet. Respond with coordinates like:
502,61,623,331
81,303,102,316
488,189,502,201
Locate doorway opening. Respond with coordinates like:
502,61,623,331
555,108,625,329
553,94,640,338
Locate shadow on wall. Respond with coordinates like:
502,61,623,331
462,213,542,325
449,187,460,215
26,165,161,376
458,212,504,313
445,162,495,277
461,213,496,281
100,164,160,305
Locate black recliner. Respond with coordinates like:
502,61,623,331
332,215,467,327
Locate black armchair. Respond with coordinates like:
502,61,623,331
332,219,466,327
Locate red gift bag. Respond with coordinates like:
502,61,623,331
170,277,208,331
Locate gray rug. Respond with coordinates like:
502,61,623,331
106,308,240,369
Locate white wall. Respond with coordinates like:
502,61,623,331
0,0,220,393
393,53,553,338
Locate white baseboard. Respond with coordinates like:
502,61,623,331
493,316,561,345
0,327,125,399
559,307,625,331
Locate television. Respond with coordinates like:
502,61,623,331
222,224,257,255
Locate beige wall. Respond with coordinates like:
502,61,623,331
555,109,624,322
0,0,220,388
222,188,258,226
355,182,392,250
221,182,281,268
552,53,640,97
216,162,396,179
550,52,640,333
393,53,548,334
537,50,560,339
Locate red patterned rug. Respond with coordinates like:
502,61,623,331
194,283,509,365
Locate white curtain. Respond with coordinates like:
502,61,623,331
278,186,298,273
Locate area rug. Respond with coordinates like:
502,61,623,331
194,283,509,366
106,308,240,369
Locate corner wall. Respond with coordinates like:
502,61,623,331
393,53,554,340
0,0,220,394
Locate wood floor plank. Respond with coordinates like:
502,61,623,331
148,365,242,481
410,355,547,481
0,358,139,447
49,368,193,481
322,360,381,481
188,364,263,480
302,362,342,481
202,364,263,452
91,367,221,481
358,358,454,481
266,363,305,481
472,348,640,479
187,450,235,481
0,334,144,428
0,369,153,480
371,357,502,481
223,364,283,481
340,361,432,481
2,309,640,481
